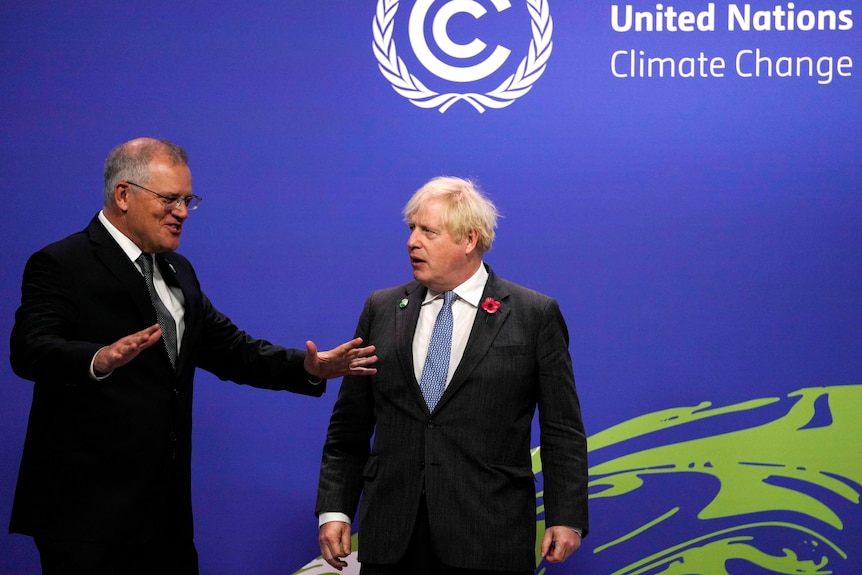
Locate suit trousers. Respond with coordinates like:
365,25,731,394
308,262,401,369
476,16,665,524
359,494,533,575
34,535,198,575
34,471,198,575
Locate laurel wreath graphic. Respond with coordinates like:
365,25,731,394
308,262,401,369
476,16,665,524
372,0,554,113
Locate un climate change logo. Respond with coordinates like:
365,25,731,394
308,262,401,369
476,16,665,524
373,0,554,113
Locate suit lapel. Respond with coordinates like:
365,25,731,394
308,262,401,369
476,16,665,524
88,217,156,330
434,268,511,412
395,282,428,411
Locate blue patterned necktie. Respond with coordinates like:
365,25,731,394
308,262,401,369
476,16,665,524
419,291,456,411
137,254,178,368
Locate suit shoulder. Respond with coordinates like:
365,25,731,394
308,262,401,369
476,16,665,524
33,227,90,257
366,280,420,304
495,276,557,305
30,214,117,261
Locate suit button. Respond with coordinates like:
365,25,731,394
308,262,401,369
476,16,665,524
427,422,435,429
418,462,425,470
173,388,180,396
169,432,177,442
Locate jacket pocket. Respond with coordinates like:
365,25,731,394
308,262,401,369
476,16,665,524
362,455,379,480
490,463,536,483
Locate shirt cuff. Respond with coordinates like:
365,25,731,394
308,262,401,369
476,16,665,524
318,512,351,528
90,347,113,380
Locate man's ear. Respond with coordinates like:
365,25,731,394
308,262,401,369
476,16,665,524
114,182,130,212
464,229,479,255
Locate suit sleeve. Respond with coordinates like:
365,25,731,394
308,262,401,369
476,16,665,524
315,294,377,519
536,297,590,536
194,291,324,397
10,249,103,386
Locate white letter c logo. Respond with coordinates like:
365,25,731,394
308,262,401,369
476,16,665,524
409,0,512,83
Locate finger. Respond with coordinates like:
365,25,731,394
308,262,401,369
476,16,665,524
540,530,554,559
349,353,377,367
321,546,341,566
128,323,160,342
349,366,378,376
319,538,347,570
321,546,346,570
543,530,577,563
546,543,563,563
341,528,352,556
141,323,161,336
123,325,162,354
137,326,163,348
123,324,161,350
305,340,319,358
330,337,359,354
352,344,376,357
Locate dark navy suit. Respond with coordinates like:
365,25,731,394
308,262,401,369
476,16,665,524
316,266,588,571
10,215,323,545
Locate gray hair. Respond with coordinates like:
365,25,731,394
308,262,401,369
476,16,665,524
103,138,188,205
403,176,499,254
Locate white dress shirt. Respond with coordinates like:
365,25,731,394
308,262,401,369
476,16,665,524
91,211,185,377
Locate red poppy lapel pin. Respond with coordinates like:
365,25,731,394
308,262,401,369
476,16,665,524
481,297,501,314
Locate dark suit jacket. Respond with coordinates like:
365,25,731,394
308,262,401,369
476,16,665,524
316,265,588,571
9,215,324,544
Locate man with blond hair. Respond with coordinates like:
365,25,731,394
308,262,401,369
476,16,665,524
316,176,588,575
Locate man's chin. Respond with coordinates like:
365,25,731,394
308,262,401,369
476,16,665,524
157,241,181,253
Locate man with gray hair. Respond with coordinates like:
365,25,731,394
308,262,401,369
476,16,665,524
316,176,588,574
10,137,377,574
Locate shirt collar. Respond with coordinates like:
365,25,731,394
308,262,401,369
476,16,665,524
421,263,489,308
98,210,146,263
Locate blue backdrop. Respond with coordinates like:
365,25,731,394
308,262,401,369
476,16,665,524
2,1,860,574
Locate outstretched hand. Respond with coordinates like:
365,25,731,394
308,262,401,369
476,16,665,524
304,337,377,380
93,324,163,375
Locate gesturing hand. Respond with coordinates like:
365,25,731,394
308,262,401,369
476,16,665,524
93,324,163,375
304,337,378,380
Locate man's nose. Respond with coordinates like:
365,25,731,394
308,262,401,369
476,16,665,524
407,229,420,248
